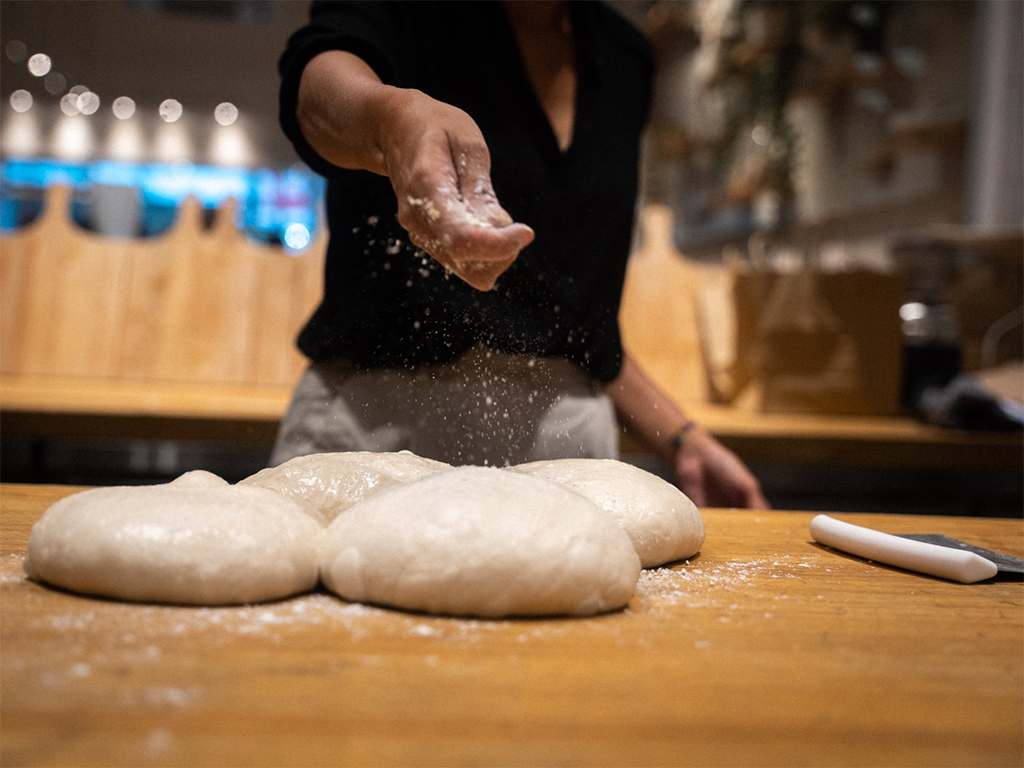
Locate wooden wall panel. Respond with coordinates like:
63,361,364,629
6,186,132,379
0,185,325,392
153,200,259,384
0,217,32,375
619,204,710,402
115,196,202,381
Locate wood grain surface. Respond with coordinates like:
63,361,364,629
0,185,322,387
2,483,1020,767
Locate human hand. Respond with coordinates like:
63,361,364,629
668,427,770,509
380,90,535,291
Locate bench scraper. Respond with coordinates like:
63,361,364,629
810,514,1024,583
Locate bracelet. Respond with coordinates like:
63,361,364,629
662,420,697,457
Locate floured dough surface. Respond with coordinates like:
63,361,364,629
510,459,705,568
166,468,230,489
321,466,641,618
24,471,322,605
240,451,451,524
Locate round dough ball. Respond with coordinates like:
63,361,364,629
240,450,451,524
510,458,705,568
23,481,323,605
321,466,641,618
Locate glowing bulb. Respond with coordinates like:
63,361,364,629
27,53,51,76
112,96,136,120
77,91,100,115
214,102,238,126
154,121,193,162
10,90,33,113
106,118,145,161
2,109,40,156
159,99,183,122
209,122,252,166
52,115,94,160
284,223,311,250
60,93,80,116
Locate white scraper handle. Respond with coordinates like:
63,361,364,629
810,515,998,584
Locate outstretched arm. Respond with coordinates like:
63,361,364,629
296,50,535,291
609,354,769,509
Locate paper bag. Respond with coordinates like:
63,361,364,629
699,266,905,415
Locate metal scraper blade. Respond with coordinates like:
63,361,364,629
895,534,1024,573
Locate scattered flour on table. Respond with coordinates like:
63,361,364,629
7,550,830,666
144,730,173,759
0,553,25,583
632,555,820,614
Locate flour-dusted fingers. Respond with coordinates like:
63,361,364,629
393,128,534,290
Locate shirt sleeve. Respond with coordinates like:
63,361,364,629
278,1,407,177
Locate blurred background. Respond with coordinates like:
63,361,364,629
1,0,1021,515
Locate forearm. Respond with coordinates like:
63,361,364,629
295,50,398,176
293,49,534,292
610,353,768,508
608,354,691,462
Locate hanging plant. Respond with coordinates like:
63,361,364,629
699,0,898,214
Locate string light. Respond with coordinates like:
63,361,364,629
112,97,136,120
214,102,238,126
77,91,100,116
2,41,314,245
10,90,33,113
8,42,262,172
59,93,80,116
159,99,183,123
27,53,51,76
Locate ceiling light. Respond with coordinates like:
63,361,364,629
10,90,33,113
159,99,183,123
112,96,136,120
27,53,51,76
214,102,238,126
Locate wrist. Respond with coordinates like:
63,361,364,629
658,420,697,463
372,86,420,176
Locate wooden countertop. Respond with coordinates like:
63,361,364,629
2,484,1021,767
3,375,1021,469
630,399,1023,470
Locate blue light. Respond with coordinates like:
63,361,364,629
1,158,324,242
283,222,311,251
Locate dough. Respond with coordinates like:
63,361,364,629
23,472,323,605
510,459,705,568
166,468,230,489
240,450,451,524
320,466,641,618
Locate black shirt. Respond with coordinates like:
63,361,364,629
278,0,653,382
